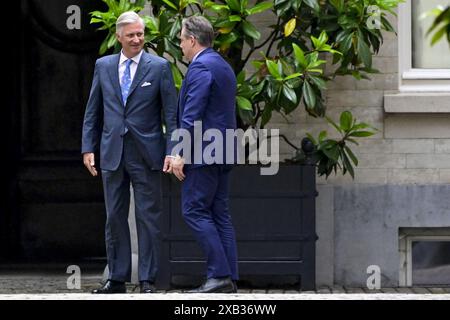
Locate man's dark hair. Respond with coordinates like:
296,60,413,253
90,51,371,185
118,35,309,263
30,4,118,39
181,16,214,47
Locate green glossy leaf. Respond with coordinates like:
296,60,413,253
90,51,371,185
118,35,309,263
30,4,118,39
284,73,302,80
341,150,355,178
322,144,339,162
339,33,354,53
162,0,178,10
99,37,109,55
431,25,446,45
237,70,246,84
217,31,239,45
261,107,273,127
241,0,248,12
169,17,181,38
318,130,327,142
266,60,281,79
226,0,241,12
349,131,376,137
308,75,326,90
229,15,242,22
247,2,273,15
107,33,117,49
344,146,358,166
293,43,308,67
303,0,320,12
302,81,316,109
242,20,261,40
282,85,297,104
340,111,352,132
325,116,343,134
170,63,183,90
277,60,283,77
236,96,253,110
329,0,344,12
209,4,230,12
357,34,372,67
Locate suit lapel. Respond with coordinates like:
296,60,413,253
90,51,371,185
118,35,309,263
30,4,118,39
107,54,124,107
127,52,152,99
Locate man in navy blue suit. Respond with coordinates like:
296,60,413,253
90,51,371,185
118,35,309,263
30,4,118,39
168,15,239,293
82,11,177,294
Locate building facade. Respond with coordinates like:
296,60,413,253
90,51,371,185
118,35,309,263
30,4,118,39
255,0,450,287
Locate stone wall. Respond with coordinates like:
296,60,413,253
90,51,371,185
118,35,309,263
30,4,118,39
251,7,450,287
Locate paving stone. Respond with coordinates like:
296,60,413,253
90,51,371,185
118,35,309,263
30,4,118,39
2,271,450,297
267,289,284,294
316,286,331,294
285,290,300,293
250,289,267,294
344,287,365,293
2,293,450,300
380,288,397,293
396,287,414,294
237,289,251,293
412,287,432,294
363,287,382,293
428,288,446,294
331,285,345,293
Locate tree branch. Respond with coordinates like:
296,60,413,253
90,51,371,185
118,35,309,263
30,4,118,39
241,28,278,67
267,133,300,151
266,18,281,57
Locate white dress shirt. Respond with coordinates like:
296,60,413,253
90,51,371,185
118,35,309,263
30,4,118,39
118,50,143,85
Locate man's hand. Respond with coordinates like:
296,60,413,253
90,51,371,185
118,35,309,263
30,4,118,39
83,153,98,176
171,155,185,181
163,156,172,173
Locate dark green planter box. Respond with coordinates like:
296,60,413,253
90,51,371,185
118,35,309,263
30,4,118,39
158,163,318,291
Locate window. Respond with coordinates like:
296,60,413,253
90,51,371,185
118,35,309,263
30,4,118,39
399,228,450,287
398,0,450,91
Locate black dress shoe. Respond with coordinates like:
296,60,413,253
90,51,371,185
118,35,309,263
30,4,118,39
232,281,238,293
187,277,234,293
92,280,126,294
140,281,157,293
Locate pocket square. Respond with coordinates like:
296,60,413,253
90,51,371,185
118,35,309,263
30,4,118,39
141,82,152,87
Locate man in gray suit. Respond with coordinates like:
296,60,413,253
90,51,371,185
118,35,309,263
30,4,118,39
81,11,177,294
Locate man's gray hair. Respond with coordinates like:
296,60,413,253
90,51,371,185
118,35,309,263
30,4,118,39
116,11,144,35
182,16,214,47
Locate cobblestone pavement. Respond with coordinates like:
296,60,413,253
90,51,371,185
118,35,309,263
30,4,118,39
1,266,450,299
1,293,450,300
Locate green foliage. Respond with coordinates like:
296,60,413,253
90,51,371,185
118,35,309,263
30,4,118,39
90,0,147,54
90,0,401,178
427,6,450,45
304,111,377,178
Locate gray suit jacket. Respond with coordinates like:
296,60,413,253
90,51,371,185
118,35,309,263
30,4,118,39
82,51,178,170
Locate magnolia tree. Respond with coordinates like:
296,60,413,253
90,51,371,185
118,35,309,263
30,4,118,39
90,0,402,178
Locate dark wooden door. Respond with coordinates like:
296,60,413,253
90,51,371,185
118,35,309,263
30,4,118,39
1,0,108,261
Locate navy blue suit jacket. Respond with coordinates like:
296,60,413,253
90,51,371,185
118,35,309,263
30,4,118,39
82,51,178,170
178,48,237,167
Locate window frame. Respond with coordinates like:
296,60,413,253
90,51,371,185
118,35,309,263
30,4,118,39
398,0,450,92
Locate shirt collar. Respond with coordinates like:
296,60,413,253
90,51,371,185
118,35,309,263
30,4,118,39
119,49,143,65
192,48,208,62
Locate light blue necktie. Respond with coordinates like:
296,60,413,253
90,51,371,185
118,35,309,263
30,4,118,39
121,59,133,105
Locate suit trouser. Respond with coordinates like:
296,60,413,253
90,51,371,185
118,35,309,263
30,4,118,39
101,134,162,282
182,165,239,281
